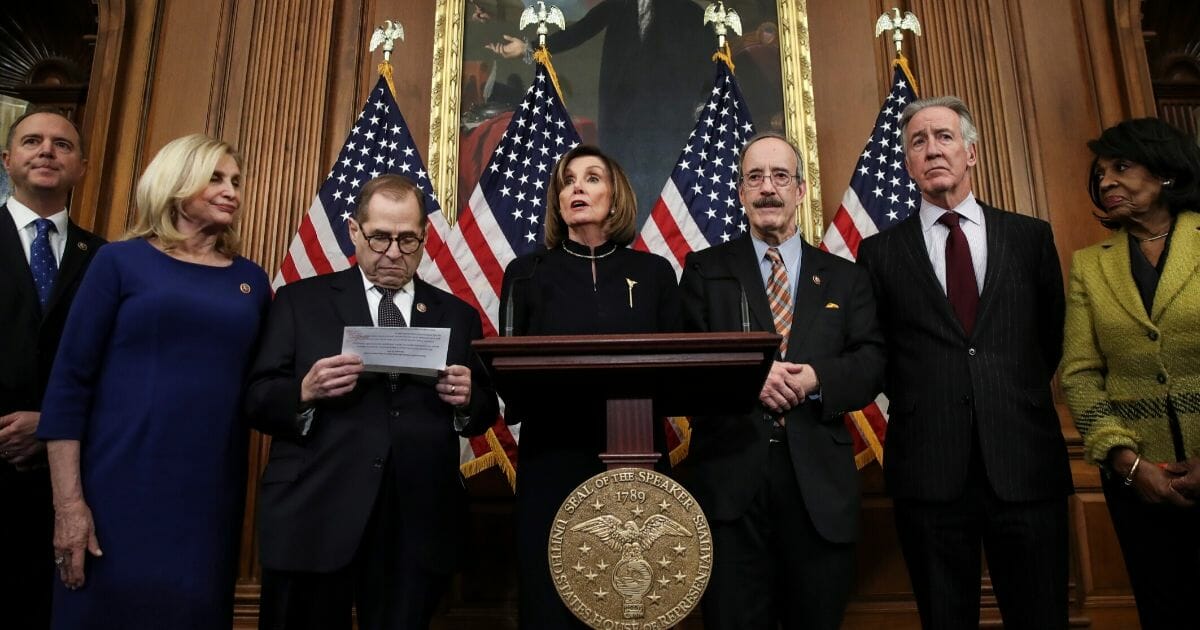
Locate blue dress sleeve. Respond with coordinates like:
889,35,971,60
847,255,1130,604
37,245,124,441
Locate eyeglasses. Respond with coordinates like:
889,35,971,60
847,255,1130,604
741,172,799,189
363,232,425,254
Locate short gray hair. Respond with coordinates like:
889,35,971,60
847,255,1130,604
899,96,979,152
737,131,805,183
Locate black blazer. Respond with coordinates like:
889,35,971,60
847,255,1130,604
857,203,1072,502
678,236,885,544
0,204,105,437
244,267,499,574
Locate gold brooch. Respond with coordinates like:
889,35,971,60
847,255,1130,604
239,283,251,294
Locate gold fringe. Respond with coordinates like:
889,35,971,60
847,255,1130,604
848,409,885,469
378,61,399,101
894,53,919,96
458,427,518,492
711,44,735,74
533,48,568,107
667,417,692,467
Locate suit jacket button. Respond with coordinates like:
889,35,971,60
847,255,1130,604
1157,373,1167,384
390,410,400,418
1148,330,1159,341
372,457,384,469
968,348,977,356
961,394,971,405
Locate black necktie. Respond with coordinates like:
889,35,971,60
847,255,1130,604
937,212,979,335
377,287,406,388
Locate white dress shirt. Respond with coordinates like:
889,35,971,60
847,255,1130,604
919,193,987,295
7,198,69,265
358,268,415,325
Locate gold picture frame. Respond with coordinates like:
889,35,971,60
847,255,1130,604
428,0,823,243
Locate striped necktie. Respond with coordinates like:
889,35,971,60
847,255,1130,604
764,247,792,357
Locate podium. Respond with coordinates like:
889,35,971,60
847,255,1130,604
474,332,780,469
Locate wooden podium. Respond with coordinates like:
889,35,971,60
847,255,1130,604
474,332,780,469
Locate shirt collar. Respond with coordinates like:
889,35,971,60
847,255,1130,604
751,229,804,269
919,192,981,232
357,266,415,296
7,197,68,235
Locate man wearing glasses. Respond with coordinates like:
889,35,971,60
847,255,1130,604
678,133,885,629
245,174,498,629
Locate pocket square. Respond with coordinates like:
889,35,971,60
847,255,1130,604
825,302,840,309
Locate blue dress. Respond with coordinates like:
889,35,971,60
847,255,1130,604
38,238,269,629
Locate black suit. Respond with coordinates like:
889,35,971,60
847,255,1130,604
679,235,885,629
245,267,498,629
0,205,103,629
857,204,1072,629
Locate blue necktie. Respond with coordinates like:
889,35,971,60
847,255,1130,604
30,218,59,309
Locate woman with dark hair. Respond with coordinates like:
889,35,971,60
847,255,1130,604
1062,117,1200,629
499,144,680,629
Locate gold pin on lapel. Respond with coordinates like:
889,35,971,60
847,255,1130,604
825,302,840,309
416,302,428,313
626,278,638,308
239,283,252,294
77,242,88,251
812,275,822,286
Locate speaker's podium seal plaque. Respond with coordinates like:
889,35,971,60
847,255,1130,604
549,467,712,628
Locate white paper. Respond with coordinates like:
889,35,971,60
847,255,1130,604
341,326,450,377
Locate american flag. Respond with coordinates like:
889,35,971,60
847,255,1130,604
273,75,444,288
427,57,583,485
818,58,921,468
633,58,754,465
635,59,755,274
426,60,582,337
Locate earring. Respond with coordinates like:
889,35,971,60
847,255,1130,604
1163,179,1174,187
609,209,615,216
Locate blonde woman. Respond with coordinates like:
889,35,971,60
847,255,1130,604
38,134,269,629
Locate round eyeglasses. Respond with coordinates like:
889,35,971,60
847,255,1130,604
741,172,799,189
363,233,424,254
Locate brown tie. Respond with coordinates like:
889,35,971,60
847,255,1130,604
764,247,792,357
937,212,979,335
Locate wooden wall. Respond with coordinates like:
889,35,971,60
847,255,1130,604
72,1,1163,627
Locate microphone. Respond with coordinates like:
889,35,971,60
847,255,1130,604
689,263,751,333
502,254,543,337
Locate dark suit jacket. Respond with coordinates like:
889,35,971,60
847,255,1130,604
0,205,106,422
0,205,103,624
244,267,498,574
679,236,885,544
857,203,1073,503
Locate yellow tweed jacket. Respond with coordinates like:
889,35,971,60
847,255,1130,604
1062,210,1200,465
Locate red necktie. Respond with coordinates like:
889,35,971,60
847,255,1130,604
937,212,978,335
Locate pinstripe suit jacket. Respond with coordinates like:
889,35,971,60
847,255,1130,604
857,203,1073,502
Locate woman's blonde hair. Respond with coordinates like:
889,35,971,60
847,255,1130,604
544,145,637,248
126,134,244,257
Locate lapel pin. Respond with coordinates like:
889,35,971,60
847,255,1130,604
626,278,638,308
77,242,88,251
812,275,821,286
416,302,428,313
239,283,252,294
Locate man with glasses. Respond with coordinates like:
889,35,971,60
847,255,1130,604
245,175,498,629
678,133,885,629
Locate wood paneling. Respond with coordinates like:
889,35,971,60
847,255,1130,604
78,0,1160,627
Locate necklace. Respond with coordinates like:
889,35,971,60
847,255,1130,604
1137,231,1169,243
561,244,617,260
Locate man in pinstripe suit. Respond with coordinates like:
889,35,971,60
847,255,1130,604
857,96,1072,629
